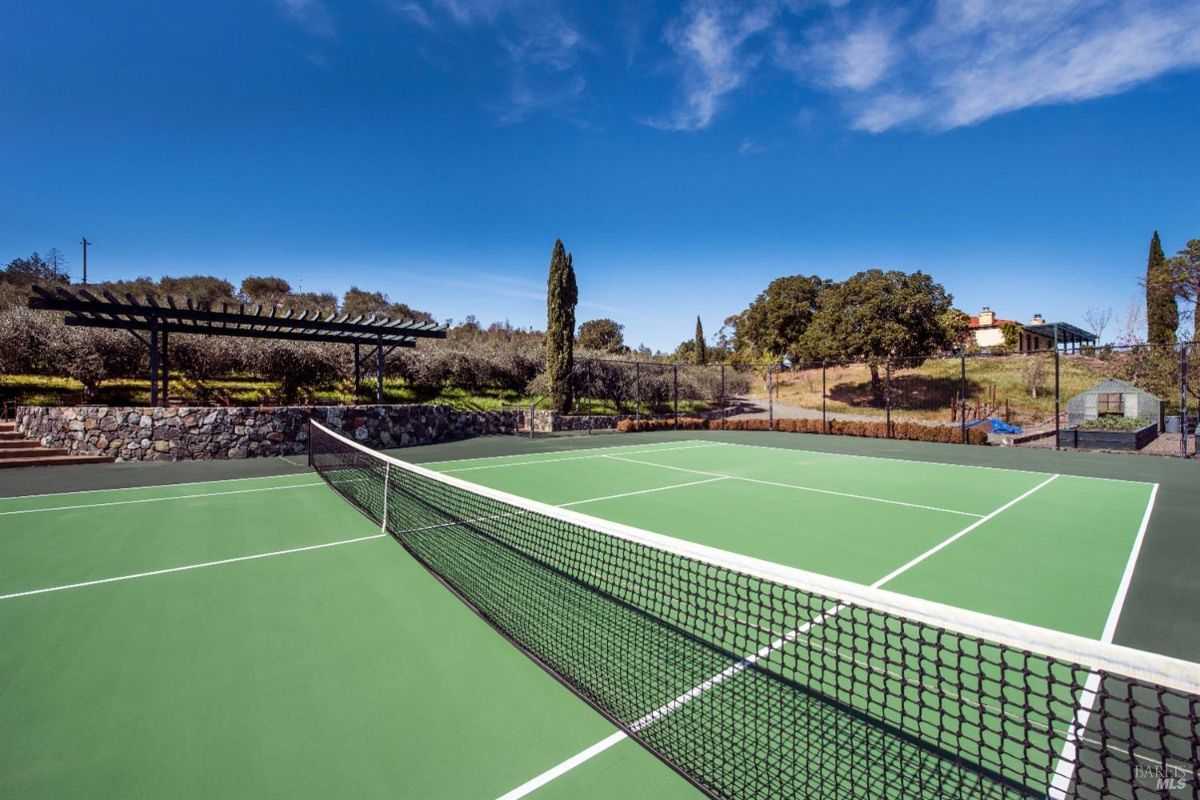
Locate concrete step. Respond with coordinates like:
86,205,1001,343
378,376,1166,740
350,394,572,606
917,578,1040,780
0,440,38,449
0,431,26,440
0,447,69,459
0,422,17,433
0,454,116,469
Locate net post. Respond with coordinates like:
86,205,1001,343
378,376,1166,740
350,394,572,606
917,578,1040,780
960,352,967,445
381,462,390,532
1053,324,1060,450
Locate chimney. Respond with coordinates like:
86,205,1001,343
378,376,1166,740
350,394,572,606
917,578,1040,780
1030,314,1045,325
979,307,995,327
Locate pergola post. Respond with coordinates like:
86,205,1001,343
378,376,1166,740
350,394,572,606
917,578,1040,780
149,317,159,407
376,334,385,403
161,327,170,406
353,342,361,400
26,286,447,411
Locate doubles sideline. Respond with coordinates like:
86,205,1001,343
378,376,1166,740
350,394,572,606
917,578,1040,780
0,474,736,601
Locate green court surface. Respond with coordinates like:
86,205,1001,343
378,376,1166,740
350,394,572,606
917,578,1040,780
0,433,1182,799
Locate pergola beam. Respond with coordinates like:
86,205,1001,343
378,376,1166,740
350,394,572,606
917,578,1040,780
30,286,445,339
31,285,445,407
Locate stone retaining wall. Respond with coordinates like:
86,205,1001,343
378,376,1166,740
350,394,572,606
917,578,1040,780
531,412,672,432
15,405,525,462
13,405,691,462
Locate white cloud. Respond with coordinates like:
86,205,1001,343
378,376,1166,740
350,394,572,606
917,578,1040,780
840,0,1200,131
276,0,335,38
402,0,588,124
391,2,434,29
825,16,898,90
649,0,1200,134
649,0,776,131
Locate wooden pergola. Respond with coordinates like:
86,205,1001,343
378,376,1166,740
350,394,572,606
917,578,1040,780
1024,322,1099,353
28,285,447,405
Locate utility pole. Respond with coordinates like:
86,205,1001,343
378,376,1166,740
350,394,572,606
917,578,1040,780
80,237,92,285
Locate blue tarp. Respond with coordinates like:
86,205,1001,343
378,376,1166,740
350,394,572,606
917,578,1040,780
988,419,1023,435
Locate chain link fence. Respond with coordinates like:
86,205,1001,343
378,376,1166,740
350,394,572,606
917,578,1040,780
525,344,1200,459
729,344,1195,457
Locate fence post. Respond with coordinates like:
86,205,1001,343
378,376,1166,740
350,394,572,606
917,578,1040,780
960,353,967,445
720,363,726,430
587,361,593,435
1053,325,1060,451
768,364,774,432
635,361,641,427
885,358,892,439
673,363,679,430
1182,344,1189,459
821,361,827,435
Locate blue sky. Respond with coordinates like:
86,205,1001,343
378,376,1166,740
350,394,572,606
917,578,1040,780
2,0,1199,350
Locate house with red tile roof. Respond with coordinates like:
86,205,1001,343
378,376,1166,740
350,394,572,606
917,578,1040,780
968,308,1097,353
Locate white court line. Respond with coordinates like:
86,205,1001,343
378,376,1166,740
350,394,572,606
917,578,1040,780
1047,482,1160,799
495,474,1063,800
277,454,309,468
1,475,727,600
603,454,985,518
436,443,724,473
0,481,325,516
559,477,730,507
0,533,388,600
416,438,717,469
0,470,314,502
496,733,628,800
714,439,1155,487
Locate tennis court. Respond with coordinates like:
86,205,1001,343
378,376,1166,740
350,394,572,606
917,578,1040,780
1,428,1197,799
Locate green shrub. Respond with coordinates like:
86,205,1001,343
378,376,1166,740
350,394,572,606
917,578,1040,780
1078,416,1153,431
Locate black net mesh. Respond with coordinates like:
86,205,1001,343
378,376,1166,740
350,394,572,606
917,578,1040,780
309,422,1200,799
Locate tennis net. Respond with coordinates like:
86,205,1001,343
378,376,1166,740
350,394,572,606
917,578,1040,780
308,420,1200,799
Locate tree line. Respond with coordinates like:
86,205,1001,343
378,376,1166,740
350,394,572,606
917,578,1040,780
0,252,436,323
1145,231,1200,345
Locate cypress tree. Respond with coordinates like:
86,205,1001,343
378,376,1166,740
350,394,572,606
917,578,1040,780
694,316,707,365
1146,231,1178,345
545,239,578,413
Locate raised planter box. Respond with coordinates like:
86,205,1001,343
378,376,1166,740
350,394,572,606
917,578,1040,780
1058,422,1158,451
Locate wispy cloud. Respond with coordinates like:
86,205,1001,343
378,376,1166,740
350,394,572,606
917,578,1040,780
892,0,1200,131
651,0,1200,133
397,0,589,124
737,137,775,156
648,0,775,131
276,0,335,38
391,1,434,29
